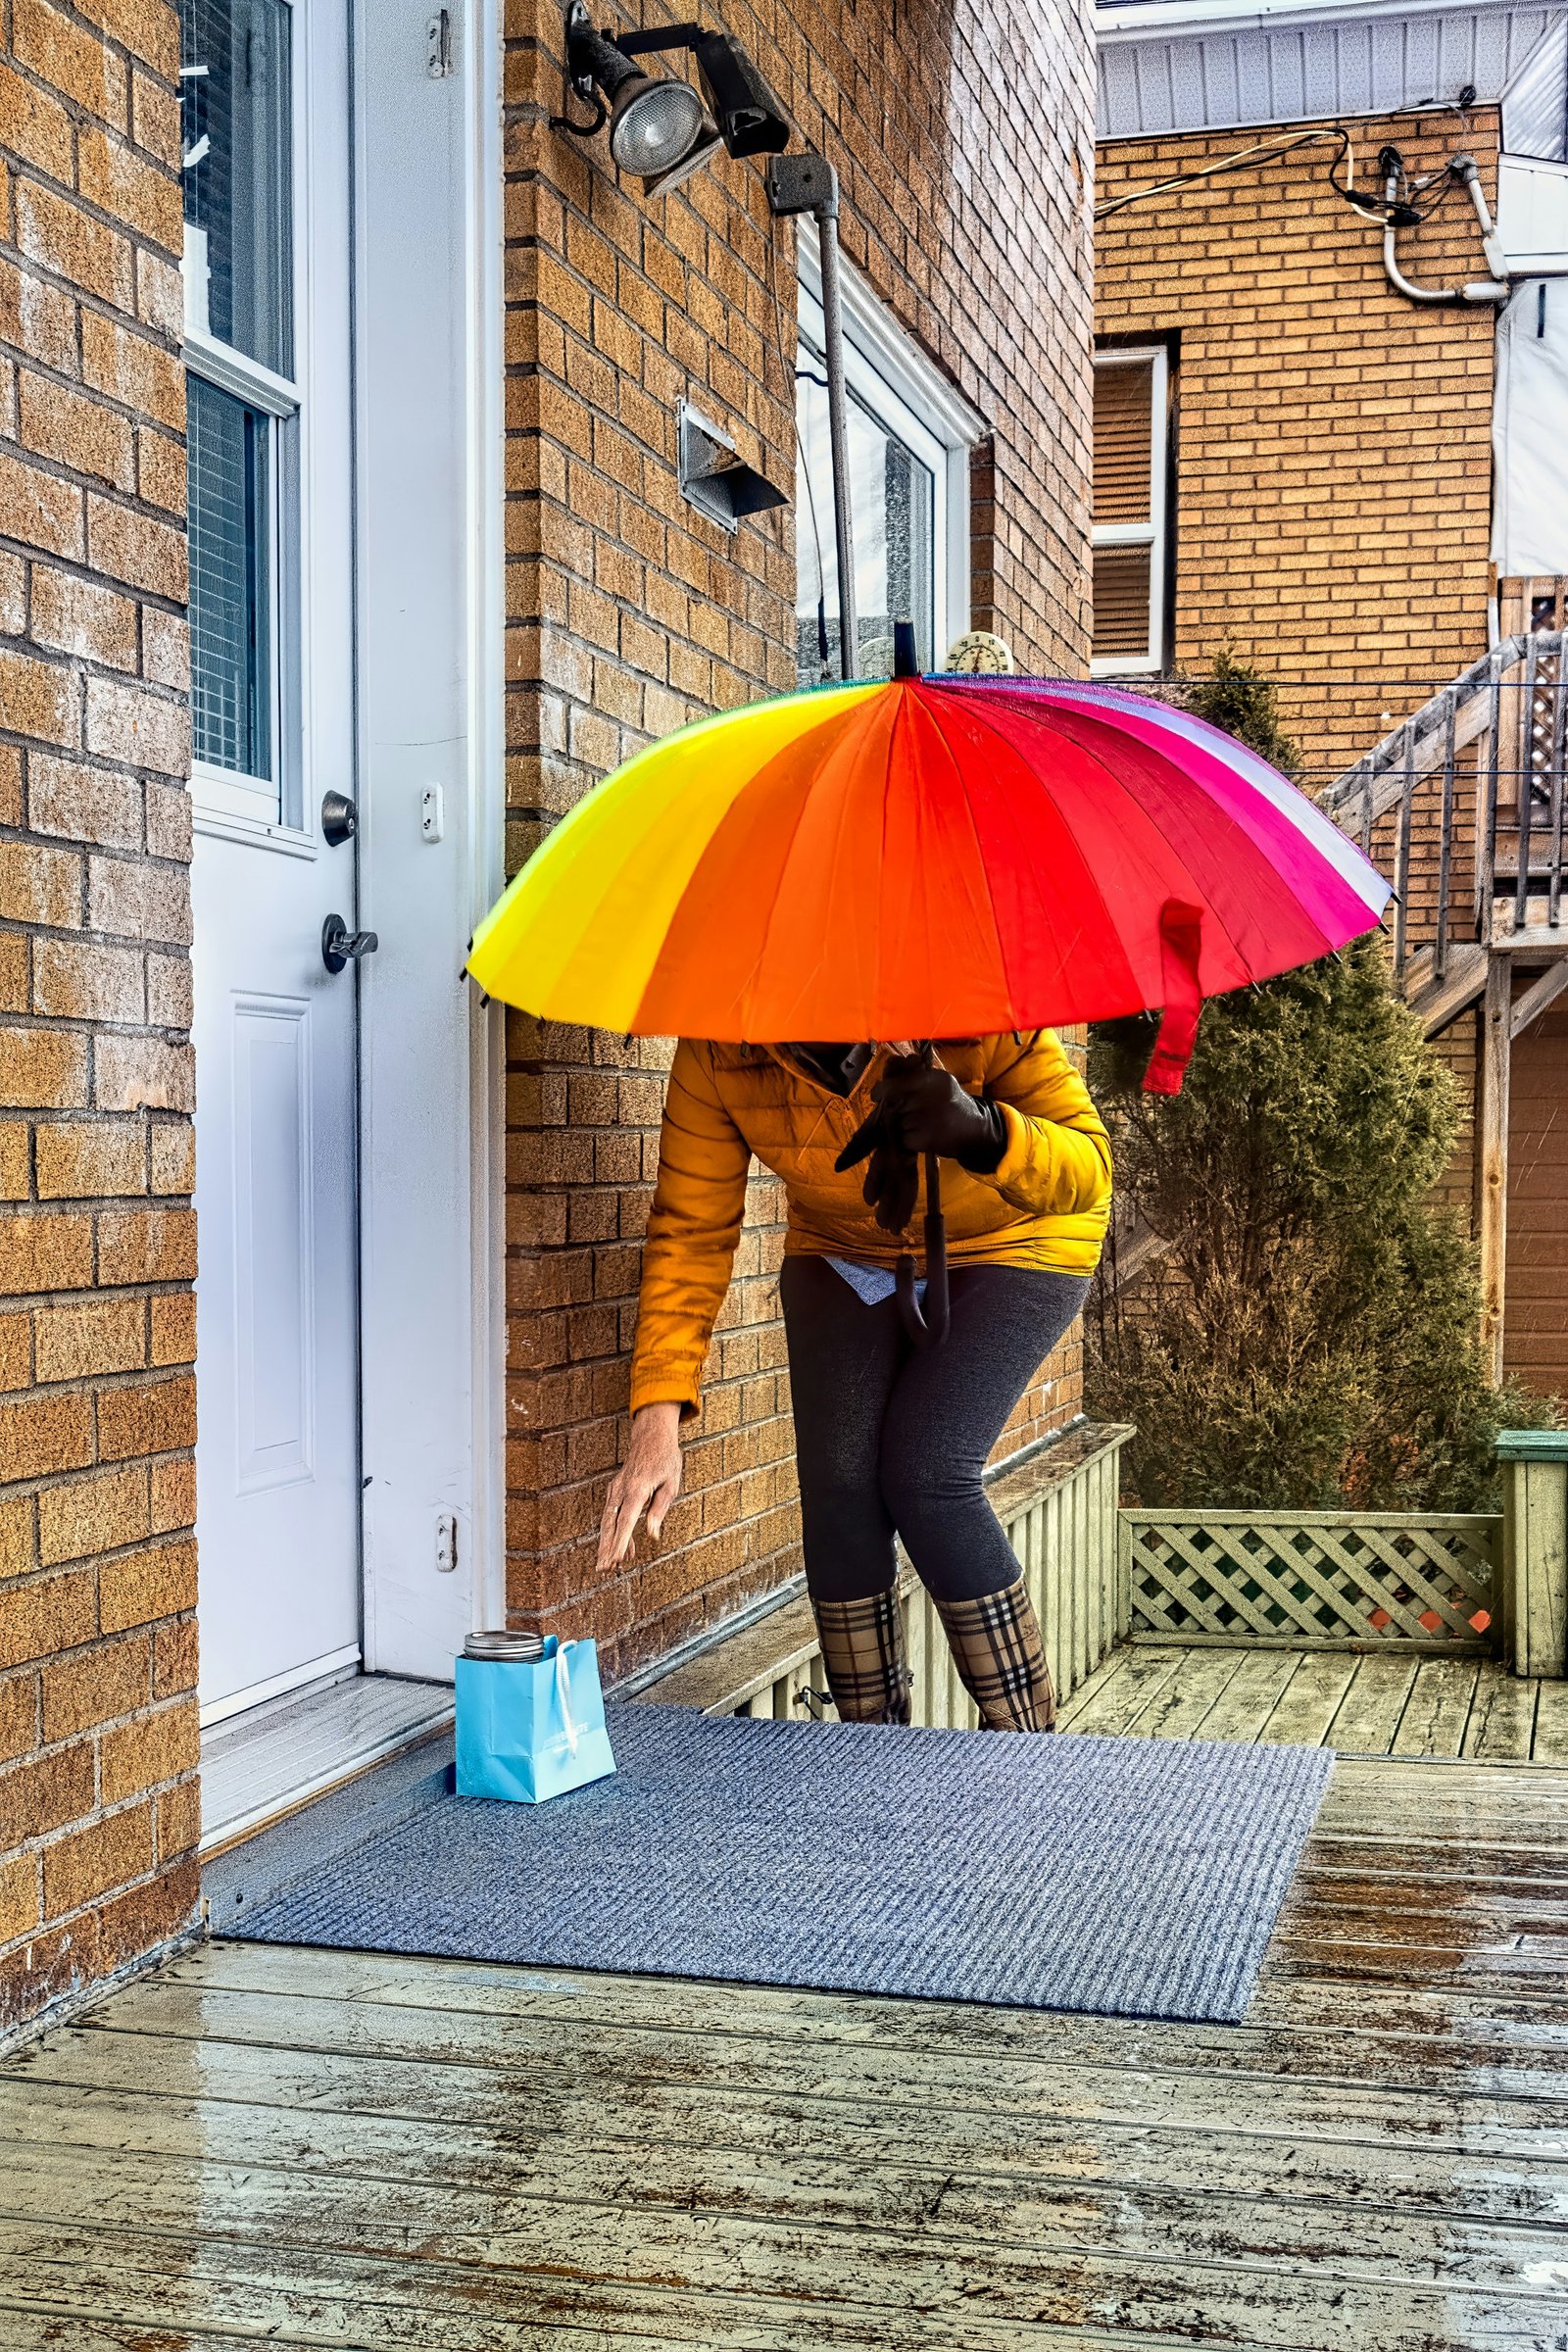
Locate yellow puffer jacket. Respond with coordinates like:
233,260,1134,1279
630,1034,1112,1415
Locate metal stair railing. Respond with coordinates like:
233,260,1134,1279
1326,631,1568,1010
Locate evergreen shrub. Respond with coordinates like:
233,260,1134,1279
1086,655,1558,1511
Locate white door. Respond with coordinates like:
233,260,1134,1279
184,0,363,1718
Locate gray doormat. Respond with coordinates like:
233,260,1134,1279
219,1701,1330,2022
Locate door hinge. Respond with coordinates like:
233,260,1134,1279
435,1512,458,1574
426,9,454,77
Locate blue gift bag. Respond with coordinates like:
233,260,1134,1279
455,1637,616,1804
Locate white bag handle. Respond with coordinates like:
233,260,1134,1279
555,1641,580,1755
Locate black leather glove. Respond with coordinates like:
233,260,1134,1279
834,1056,1007,1233
851,1136,920,1235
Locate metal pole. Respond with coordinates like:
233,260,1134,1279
765,152,858,683
814,201,858,681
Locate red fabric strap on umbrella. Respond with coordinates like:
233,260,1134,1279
1143,902,1204,1096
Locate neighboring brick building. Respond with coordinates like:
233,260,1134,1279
0,0,199,2034
1,0,1101,2043
1091,0,1568,1404
1096,110,1500,776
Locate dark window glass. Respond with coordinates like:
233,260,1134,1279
797,354,936,685
189,376,272,779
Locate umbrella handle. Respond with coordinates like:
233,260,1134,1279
896,1152,950,1348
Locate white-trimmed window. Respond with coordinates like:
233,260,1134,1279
795,224,982,684
1092,346,1169,677
181,0,301,831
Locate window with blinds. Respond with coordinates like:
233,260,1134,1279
1091,349,1168,674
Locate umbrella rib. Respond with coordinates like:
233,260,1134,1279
1034,697,1345,956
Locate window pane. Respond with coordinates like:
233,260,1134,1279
1092,543,1152,662
1093,361,1154,526
189,376,272,784
796,355,936,684
181,0,293,374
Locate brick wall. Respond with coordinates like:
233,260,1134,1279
503,0,1099,1678
0,0,196,2042
1096,110,1500,783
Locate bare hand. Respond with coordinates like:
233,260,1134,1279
597,1402,683,1574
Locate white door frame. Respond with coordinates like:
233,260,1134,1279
351,0,506,1674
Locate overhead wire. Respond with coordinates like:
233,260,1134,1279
1095,125,1388,223
1093,122,1469,229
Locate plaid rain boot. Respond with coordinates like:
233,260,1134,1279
934,1577,1055,1732
810,1590,913,1724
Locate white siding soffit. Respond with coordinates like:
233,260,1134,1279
1097,2,1564,140
1503,18,1568,158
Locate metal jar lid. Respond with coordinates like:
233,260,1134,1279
464,1629,547,1662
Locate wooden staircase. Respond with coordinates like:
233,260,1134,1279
1398,939,1489,1037
1107,603,1568,1375
1324,607,1568,1375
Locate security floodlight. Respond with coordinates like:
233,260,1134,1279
558,4,721,190
556,10,789,190
618,25,790,159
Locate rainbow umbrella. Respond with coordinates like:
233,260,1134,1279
467,652,1389,1338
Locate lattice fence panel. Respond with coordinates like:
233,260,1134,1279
1124,1511,1499,1649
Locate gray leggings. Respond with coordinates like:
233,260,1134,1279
779,1255,1092,1606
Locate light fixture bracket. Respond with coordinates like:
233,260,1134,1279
765,150,838,221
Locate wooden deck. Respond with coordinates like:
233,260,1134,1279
5,1735,1568,2346
1059,1640,1568,1762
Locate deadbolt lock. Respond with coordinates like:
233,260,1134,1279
320,790,358,847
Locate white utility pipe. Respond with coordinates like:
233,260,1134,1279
1456,155,1509,281
1382,161,1509,306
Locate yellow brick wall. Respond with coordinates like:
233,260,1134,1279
503,0,1099,1677
1096,110,1500,784
0,0,198,2042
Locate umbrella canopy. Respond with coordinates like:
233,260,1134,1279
467,671,1390,1089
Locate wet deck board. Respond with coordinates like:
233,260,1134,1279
1060,1642,1560,1761
4,1757,1568,2347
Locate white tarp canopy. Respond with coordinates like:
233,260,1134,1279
1494,275,1568,577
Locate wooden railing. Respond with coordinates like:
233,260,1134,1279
1325,628,1568,1018
1123,1510,1499,1653
634,1435,1568,1719
1498,1432,1568,1678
